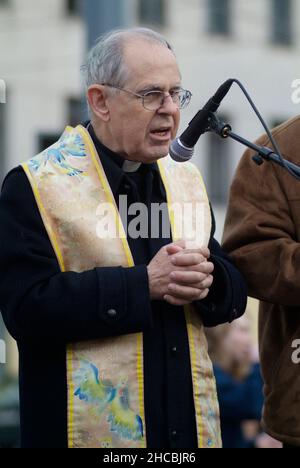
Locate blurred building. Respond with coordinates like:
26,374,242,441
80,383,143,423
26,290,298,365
0,0,299,436
1,0,300,236
167,0,300,238
0,0,85,181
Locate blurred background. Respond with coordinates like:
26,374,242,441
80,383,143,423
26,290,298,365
0,0,299,448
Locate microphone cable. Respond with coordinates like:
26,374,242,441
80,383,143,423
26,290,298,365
229,79,300,181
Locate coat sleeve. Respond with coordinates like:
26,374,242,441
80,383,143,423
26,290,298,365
196,205,248,328
0,168,153,343
197,237,248,328
223,135,300,306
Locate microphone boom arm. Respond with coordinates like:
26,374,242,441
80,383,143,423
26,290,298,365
207,113,300,178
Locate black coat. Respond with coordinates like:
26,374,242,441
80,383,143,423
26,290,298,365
0,125,247,448
214,364,264,448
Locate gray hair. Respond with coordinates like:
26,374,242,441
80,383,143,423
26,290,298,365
82,27,174,90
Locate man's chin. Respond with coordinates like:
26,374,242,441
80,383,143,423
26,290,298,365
148,144,171,162
136,143,171,164
145,153,169,164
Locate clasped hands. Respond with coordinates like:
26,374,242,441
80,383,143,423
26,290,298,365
147,240,214,306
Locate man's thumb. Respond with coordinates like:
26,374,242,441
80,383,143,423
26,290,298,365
166,239,186,255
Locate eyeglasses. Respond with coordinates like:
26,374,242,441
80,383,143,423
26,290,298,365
102,84,192,111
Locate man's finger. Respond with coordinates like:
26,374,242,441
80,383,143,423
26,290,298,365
166,245,184,255
166,240,186,255
196,275,214,290
168,275,213,295
200,247,210,259
170,271,207,285
172,239,187,249
195,262,214,275
172,253,206,267
167,283,208,301
177,275,213,291
187,262,214,275
197,289,210,301
173,248,208,257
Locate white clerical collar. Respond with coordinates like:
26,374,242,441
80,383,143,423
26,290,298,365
122,160,142,173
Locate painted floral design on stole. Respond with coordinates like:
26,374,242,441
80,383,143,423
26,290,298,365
29,131,87,178
74,361,143,443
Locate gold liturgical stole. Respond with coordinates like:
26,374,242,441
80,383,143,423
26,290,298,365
22,125,222,448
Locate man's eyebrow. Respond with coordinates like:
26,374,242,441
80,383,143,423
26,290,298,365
137,84,182,94
137,85,163,94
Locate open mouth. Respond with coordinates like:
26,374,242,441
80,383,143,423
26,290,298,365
150,127,172,138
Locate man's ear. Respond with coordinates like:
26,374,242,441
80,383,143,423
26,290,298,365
87,85,110,122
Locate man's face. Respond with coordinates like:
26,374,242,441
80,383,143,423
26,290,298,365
105,39,182,163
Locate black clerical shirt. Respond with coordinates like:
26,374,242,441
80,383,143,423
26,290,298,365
0,124,247,448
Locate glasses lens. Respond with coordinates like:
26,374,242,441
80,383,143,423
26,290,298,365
143,91,165,111
177,90,191,109
142,89,192,110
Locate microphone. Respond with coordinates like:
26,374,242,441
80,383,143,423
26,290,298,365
170,79,234,162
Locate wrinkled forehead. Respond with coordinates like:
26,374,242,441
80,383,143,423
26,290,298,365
122,38,181,88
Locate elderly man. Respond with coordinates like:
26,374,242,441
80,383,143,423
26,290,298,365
0,28,247,449
223,116,300,448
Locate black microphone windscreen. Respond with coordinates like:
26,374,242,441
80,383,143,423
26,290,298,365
170,79,234,162
212,79,234,105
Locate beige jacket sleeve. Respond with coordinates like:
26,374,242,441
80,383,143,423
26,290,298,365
223,117,300,306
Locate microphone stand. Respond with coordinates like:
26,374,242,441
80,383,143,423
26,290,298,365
207,113,300,177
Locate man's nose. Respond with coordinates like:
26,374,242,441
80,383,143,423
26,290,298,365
157,95,179,115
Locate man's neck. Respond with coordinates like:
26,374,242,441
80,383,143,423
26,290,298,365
89,122,121,155
88,122,142,173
